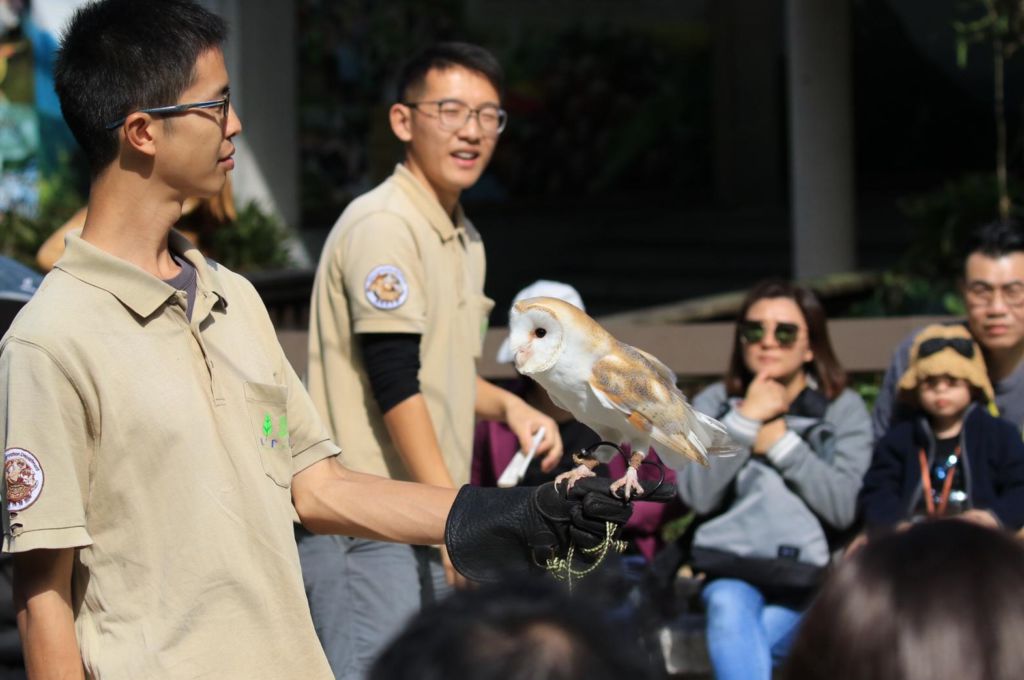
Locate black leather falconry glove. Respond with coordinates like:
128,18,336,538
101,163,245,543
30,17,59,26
444,478,676,583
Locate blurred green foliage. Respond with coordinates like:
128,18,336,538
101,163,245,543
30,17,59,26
0,153,294,274
850,373,883,413
0,153,84,270
296,1,711,226
207,201,293,273
850,173,1016,317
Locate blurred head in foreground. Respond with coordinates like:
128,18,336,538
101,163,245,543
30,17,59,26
784,520,1024,680
370,578,657,680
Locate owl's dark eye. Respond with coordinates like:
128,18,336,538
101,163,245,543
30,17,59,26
535,328,547,338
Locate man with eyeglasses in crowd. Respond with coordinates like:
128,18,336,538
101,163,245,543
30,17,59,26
873,220,1024,440
1,6,672,678
300,43,564,678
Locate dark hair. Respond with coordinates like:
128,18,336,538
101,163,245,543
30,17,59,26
784,521,1024,680
396,41,504,102
54,0,227,175
369,578,657,680
725,278,847,399
962,219,1024,268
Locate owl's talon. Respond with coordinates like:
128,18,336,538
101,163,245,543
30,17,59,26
555,464,596,491
609,467,644,500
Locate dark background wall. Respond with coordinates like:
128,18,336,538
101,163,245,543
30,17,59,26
296,0,1024,322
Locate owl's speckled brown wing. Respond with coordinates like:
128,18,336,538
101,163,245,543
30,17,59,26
588,346,737,468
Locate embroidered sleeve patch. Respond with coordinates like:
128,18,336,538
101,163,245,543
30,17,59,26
364,265,409,310
4,448,44,511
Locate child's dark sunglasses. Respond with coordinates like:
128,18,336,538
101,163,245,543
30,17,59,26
738,320,801,347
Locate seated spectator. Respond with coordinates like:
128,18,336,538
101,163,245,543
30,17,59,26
369,577,658,680
873,220,1024,438
859,324,1024,532
474,280,683,563
783,520,1024,680
676,279,872,680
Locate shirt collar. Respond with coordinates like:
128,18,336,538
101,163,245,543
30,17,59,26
54,229,228,320
391,163,466,242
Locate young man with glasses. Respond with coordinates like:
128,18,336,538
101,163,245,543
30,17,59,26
1,7,665,679
873,220,1024,440
301,42,565,679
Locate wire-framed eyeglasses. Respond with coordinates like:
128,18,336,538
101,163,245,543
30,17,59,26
402,98,507,135
964,280,1024,307
105,92,231,131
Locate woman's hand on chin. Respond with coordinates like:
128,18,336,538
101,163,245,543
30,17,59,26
738,370,790,422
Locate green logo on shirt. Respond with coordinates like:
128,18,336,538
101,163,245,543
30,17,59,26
258,412,290,449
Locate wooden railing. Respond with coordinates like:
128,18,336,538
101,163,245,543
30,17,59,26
278,315,954,380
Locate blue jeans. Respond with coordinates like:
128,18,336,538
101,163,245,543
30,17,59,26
701,578,803,680
296,528,420,680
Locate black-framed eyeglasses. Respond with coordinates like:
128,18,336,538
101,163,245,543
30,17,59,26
738,320,801,347
402,98,508,135
917,337,975,360
964,280,1024,307
105,92,231,131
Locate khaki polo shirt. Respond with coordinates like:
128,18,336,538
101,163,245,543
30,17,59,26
308,164,493,487
0,232,337,680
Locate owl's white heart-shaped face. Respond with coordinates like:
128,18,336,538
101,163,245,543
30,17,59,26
508,304,565,375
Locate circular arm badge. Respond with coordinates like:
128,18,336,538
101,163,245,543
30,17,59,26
364,265,409,310
5,448,44,511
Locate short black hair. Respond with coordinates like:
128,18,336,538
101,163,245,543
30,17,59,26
369,578,656,680
396,42,504,103
54,0,227,176
962,219,1024,266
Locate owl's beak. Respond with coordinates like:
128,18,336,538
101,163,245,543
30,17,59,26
512,347,527,371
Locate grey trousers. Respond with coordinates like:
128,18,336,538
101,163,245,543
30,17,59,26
295,527,420,680
412,545,453,605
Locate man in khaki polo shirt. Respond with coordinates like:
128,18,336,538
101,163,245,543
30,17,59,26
0,4,670,679
301,43,564,678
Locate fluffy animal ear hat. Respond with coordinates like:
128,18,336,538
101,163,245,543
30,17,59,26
897,324,994,403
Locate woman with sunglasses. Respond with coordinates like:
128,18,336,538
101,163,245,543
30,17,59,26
857,324,1024,535
676,279,873,680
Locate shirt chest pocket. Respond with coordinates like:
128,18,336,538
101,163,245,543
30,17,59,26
244,381,293,488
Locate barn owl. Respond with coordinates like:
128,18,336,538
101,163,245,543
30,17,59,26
508,297,737,499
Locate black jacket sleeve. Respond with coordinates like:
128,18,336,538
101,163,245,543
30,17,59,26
988,419,1024,530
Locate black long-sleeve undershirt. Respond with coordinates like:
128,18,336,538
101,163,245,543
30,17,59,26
358,333,421,414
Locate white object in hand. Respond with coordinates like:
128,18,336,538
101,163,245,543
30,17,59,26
496,426,547,488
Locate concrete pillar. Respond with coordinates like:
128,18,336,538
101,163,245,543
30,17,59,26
785,0,855,279
200,0,306,263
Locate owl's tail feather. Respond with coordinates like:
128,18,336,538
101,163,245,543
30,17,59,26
651,407,740,470
691,410,741,457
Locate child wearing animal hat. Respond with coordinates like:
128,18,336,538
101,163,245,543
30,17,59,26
859,324,1024,530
